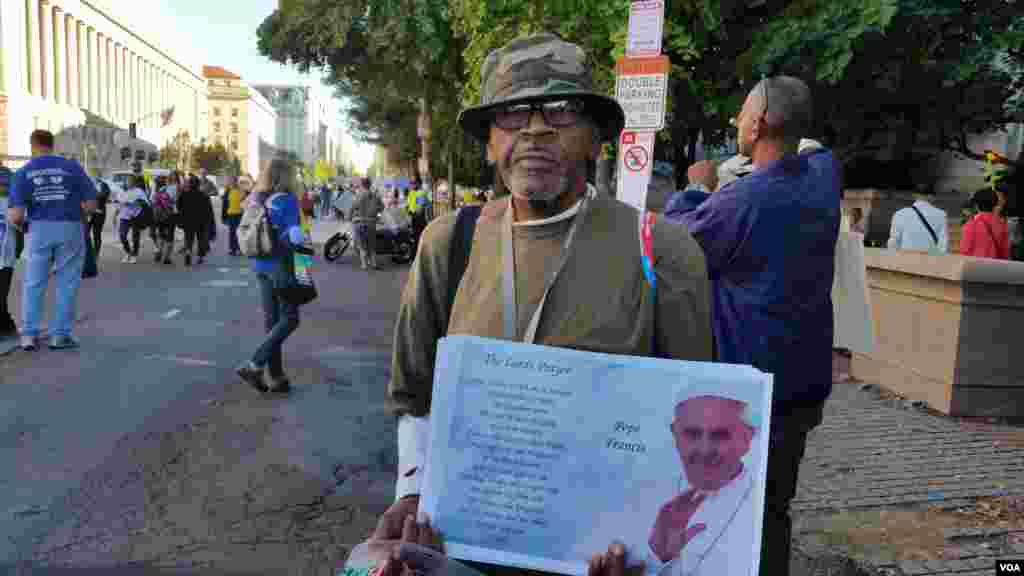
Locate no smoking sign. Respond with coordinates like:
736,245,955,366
624,145,649,172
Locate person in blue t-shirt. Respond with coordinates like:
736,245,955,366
7,130,97,351
664,77,840,576
236,157,307,395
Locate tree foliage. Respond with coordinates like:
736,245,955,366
158,130,192,171
257,0,1024,192
750,0,1024,167
190,141,231,174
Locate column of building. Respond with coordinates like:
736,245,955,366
41,0,54,102
70,16,81,110
27,0,42,96
97,33,105,117
87,27,95,113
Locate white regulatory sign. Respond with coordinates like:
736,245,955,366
616,74,668,131
626,0,665,57
616,131,655,212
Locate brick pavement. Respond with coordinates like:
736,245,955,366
792,380,1024,576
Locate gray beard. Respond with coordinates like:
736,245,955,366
512,174,575,218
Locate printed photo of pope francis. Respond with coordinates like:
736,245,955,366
571,385,766,576
647,393,759,576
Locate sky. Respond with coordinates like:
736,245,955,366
112,0,374,171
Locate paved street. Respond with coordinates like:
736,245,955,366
1,214,405,573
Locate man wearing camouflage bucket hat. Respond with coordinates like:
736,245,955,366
373,32,714,570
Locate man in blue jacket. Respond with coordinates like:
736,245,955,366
665,76,841,576
7,130,97,350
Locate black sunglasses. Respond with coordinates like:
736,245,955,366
493,99,587,131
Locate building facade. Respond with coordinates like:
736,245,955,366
204,66,279,178
247,86,276,177
253,84,306,163
0,0,207,174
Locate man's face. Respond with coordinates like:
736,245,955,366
486,100,600,205
671,397,754,491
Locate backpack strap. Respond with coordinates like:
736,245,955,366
910,205,939,246
445,205,483,334
640,211,662,358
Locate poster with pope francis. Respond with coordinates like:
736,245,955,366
419,336,774,576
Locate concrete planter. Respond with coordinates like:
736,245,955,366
852,248,1024,417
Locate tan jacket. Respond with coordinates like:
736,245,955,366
389,193,713,418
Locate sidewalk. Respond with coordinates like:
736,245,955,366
792,379,1024,575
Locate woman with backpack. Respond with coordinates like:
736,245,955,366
236,157,307,395
152,175,178,265
116,175,150,264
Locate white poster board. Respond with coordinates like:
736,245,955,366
420,335,773,576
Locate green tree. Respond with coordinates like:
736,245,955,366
159,130,192,170
191,141,230,174
257,0,470,202
748,0,1024,172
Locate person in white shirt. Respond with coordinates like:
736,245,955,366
887,186,948,254
116,176,150,263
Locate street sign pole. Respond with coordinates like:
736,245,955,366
614,0,668,212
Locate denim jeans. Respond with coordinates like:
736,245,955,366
354,222,376,268
760,401,826,576
225,215,241,254
252,271,300,378
22,221,86,338
118,218,140,256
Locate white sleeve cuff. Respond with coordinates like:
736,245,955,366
396,414,430,500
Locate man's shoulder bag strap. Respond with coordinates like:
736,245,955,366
445,205,484,333
910,205,939,246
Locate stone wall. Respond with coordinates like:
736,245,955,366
852,249,1024,417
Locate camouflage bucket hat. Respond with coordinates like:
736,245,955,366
458,33,625,143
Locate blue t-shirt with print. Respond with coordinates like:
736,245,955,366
10,155,97,223
249,192,305,275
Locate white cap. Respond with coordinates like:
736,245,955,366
673,385,762,432
799,138,825,153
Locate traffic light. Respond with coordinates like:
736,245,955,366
129,123,137,139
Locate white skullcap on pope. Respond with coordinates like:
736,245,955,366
673,386,762,433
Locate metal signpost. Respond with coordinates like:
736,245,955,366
614,0,669,212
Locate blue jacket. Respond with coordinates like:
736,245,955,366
666,150,841,405
664,186,712,218
249,192,305,275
